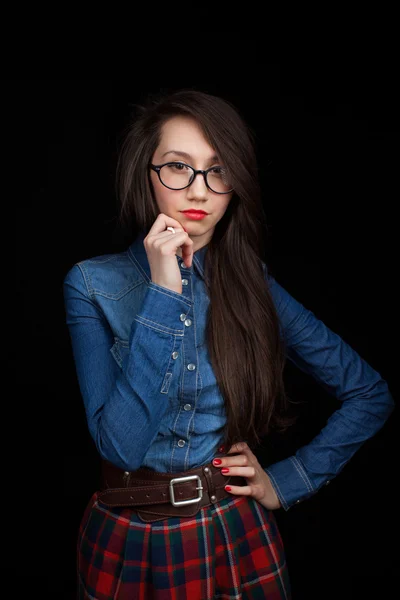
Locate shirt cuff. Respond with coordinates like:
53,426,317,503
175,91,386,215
264,456,317,511
134,282,193,336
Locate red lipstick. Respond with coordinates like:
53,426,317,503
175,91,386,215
181,210,208,220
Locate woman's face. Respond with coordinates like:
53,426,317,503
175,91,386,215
150,116,233,251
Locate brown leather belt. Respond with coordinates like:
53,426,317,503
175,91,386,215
98,456,246,523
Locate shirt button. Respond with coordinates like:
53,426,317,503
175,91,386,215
182,279,189,285
295,500,300,504
187,363,196,371
183,403,192,411
171,352,179,359
180,313,186,322
177,439,186,447
184,319,192,327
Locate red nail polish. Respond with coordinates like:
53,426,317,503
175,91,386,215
218,446,225,453
225,486,232,492
213,459,222,465
221,468,229,474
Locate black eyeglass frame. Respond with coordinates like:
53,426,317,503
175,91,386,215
149,162,234,194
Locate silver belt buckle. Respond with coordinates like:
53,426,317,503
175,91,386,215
169,475,203,507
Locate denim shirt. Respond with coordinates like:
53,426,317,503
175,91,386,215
63,231,394,510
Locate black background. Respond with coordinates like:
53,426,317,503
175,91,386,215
16,63,397,599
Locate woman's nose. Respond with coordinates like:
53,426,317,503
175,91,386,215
187,172,208,198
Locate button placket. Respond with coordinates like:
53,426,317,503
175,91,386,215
171,271,198,472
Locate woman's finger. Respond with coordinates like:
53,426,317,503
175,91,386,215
224,483,253,496
150,229,184,243
152,230,187,248
147,212,187,236
145,213,193,267
221,466,256,478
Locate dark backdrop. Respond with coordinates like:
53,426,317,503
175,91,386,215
16,67,397,599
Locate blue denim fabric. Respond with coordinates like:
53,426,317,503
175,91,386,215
63,231,394,510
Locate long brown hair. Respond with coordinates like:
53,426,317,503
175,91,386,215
116,89,295,452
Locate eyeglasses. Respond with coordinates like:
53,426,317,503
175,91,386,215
149,162,233,194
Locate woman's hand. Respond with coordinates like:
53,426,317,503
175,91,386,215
214,442,282,510
144,213,194,295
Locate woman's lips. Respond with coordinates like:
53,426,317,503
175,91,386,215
181,211,208,220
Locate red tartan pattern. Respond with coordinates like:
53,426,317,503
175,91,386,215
77,490,291,599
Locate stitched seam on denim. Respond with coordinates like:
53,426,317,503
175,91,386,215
77,263,94,300
148,282,193,307
183,303,194,470
185,275,201,470
171,405,184,454
161,337,178,394
136,315,183,330
265,470,289,511
92,279,143,300
193,254,204,279
290,456,314,492
170,328,190,467
110,342,122,368
187,373,202,465
171,329,187,471
161,374,172,394
179,304,194,470
114,337,129,348
134,316,184,336
128,250,150,282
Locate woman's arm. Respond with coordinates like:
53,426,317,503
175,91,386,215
264,273,395,510
63,263,193,471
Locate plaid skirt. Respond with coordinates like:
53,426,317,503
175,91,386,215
77,489,292,600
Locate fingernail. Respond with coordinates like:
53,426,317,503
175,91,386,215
213,459,222,465
225,486,232,492
221,468,229,474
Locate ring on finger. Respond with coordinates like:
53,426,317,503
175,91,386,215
166,226,175,234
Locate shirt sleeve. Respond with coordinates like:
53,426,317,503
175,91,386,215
63,264,193,471
263,272,395,511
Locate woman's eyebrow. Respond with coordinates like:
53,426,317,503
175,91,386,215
161,150,220,164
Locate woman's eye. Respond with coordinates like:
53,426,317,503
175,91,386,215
210,166,225,177
169,162,187,171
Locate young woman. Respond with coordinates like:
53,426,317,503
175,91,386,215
63,89,394,599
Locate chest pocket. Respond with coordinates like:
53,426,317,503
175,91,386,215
110,338,130,369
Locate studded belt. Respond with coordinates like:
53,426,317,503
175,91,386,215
98,457,246,523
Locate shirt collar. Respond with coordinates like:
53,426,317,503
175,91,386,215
127,230,208,282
